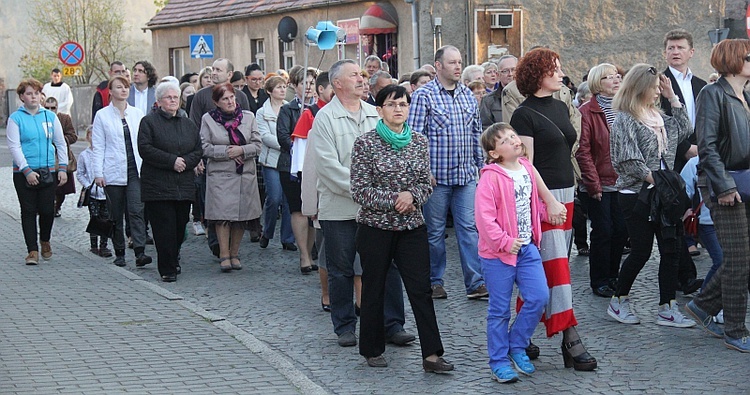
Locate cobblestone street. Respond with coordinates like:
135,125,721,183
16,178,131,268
0,161,748,394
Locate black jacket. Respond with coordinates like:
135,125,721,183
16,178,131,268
138,109,203,202
660,67,707,172
696,77,750,196
242,86,269,115
635,169,689,252
276,97,303,156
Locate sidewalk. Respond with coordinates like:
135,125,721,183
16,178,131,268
0,208,320,394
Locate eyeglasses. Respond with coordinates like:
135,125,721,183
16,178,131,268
44,106,57,110
499,67,516,75
601,74,622,81
744,54,750,62
647,66,657,75
382,102,410,109
248,78,263,82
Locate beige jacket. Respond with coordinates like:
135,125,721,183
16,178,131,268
200,111,263,222
501,80,582,181
303,96,379,221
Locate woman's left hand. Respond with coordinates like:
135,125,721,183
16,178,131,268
173,157,186,173
57,172,68,186
546,199,567,225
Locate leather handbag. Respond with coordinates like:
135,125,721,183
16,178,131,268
26,167,55,189
708,169,750,202
682,201,702,237
77,182,94,208
85,198,113,237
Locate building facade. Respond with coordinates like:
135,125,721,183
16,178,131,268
147,0,740,83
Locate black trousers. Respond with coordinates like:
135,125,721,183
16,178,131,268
357,224,443,359
13,173,56,252
145,201,191,277
616,193,679,305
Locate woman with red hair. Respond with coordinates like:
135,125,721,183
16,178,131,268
509,48,597,371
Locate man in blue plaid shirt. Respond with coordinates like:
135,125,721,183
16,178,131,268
407,45,487,300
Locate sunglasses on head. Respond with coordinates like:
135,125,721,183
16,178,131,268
647,66,657,75
744,54,750,62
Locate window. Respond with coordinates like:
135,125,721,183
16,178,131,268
169,47,187,77
251,39,266,72
279,41,295,70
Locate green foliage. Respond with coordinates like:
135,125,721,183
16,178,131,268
21,0,139,84
18,52,59,83
154,0,169,13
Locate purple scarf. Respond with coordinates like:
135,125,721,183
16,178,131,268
209,106,246,173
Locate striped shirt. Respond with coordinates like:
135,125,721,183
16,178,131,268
407,78,483,186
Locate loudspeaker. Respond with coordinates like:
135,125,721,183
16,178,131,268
305,21,343,51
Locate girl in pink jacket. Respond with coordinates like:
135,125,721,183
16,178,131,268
475,123,565,383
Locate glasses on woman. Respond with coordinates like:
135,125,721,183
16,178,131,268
601,74,622,81
382,102,410,109
44,106,57,110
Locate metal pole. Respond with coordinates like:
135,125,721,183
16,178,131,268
410,1,420,71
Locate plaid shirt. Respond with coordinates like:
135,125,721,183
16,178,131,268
408,78,483,185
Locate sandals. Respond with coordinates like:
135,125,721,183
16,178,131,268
230,256,242,270
220,257,232,272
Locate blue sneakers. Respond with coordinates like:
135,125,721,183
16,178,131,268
724,336,750,353
491,365,518,383
684,300,723,338
509,352,535,375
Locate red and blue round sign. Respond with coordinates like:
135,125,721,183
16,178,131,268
58,41,84,66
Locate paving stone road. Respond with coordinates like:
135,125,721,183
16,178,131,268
0,160,748,394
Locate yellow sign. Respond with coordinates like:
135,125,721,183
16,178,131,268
62,66,82,77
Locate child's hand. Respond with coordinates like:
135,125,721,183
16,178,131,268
509,239,523,254
546,200,567,225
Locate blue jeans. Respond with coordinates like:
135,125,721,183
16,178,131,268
698,224,723,289
424,182,484,293
482,245,548,369
261,167,294,244
321,220,405,336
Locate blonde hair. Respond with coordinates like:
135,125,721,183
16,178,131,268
612,63,660,120
586,63,618,95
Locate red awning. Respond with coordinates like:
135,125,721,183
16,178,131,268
359,2,398,35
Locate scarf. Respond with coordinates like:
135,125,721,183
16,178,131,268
209,106,246,173
596,94,616,127
641,108,667,156
375,119,412,151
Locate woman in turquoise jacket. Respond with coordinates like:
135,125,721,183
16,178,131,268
6,78,68,265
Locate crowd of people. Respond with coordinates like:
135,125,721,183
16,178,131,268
7,27,750,384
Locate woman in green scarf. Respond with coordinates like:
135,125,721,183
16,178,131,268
350,85,453,372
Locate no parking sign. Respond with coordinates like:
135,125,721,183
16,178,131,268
58,41,84,66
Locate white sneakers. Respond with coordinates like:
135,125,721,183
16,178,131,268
192,221,206,236
607,296,641,324
657,300,696,328
608,297,696,328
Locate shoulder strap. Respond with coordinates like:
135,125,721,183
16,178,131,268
516,105,565,138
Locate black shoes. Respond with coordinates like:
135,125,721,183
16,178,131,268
386,330,416,346
135,253,152,267
561,339,597,371
525,342,540,360
422,357,454,373
593,285,616,298
282,242,298,251
113,255,126,267
259,236,270,248
680,278,704,295
161,275,176,282
301,265,313,275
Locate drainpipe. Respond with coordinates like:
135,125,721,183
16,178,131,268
404,0,420,70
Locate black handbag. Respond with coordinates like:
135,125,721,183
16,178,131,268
26,167,55,189
77,182,94,208
85,195,113,237
708,169,750,202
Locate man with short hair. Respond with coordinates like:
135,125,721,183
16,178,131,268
660,28,706,173
92,61,127,121
480,55,517,128
364,55,382,77
660,29,706,295
128,61,158,116
189,58,251,127
369,70,393,102
243,63,268,115
307,59,413,347
408,45,487,300
42,68,74,115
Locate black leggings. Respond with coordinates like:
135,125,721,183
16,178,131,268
13,173,56,252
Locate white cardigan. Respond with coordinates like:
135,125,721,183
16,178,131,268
91,103,145,186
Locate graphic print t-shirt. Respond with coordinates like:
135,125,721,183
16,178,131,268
505,166,532,245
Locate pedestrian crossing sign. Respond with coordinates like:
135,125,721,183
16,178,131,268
190,34,214,59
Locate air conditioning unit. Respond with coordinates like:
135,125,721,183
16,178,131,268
490,13,513,29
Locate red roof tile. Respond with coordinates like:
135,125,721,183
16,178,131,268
147,0,364,29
